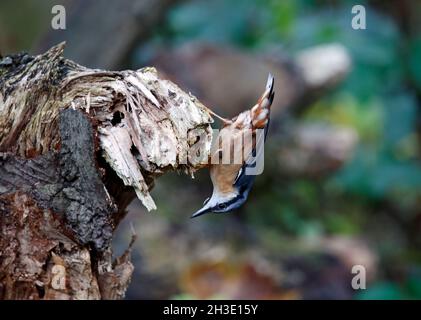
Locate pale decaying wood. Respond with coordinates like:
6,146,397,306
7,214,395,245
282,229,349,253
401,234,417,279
0,42,213,211
94,68,213,210
0,43,214,299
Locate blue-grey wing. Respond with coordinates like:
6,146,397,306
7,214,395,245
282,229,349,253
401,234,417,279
234,120,270,194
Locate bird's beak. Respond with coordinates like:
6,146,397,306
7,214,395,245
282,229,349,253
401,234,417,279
191,205,212,218
266,73,274,91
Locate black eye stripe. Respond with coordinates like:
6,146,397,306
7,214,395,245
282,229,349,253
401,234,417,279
215,196,240,210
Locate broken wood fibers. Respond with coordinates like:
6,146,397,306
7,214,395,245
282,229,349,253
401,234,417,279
0,43,213,299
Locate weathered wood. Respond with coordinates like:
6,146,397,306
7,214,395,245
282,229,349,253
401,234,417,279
0,43,213,299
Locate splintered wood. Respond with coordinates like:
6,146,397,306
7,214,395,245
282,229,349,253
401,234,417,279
0,42,213,211
94,68,213,210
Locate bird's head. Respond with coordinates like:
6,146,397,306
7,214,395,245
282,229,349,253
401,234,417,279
191,189,247,218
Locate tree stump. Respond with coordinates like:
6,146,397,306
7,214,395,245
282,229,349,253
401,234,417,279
0,43,213,299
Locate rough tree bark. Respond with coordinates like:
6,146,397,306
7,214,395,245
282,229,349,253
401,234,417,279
0,43,213,299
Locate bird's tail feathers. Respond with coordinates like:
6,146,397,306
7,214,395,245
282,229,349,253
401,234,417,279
251,73,274,129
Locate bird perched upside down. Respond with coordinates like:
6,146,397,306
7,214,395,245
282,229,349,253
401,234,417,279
192,73,275,218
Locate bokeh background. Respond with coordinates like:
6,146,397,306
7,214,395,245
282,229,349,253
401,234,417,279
2,0,421,299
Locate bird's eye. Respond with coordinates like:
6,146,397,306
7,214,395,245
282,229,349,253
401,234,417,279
218,203,227,210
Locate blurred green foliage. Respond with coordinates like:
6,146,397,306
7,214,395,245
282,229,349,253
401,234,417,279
0,0,59,53
159,0,421,299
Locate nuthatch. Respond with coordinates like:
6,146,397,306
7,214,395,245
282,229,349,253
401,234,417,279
191,73,274,218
